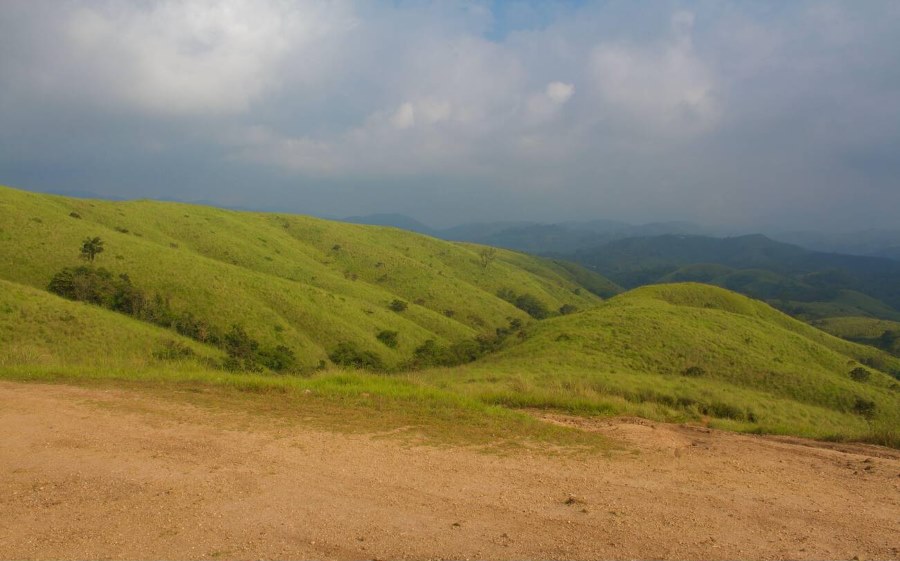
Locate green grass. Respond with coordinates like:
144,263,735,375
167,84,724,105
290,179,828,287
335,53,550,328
0,185,606,367
0,364,612,452
2,185,899,447
0,279,223,369
416,284,900,444
812,316,900,338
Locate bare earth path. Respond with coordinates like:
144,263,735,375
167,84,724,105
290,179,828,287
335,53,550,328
1,382,898,560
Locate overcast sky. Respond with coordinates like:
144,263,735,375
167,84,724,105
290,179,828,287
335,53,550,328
1,1,898,230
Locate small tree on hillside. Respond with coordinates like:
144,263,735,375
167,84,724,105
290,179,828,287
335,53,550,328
478,247,497,269
80,237,104,262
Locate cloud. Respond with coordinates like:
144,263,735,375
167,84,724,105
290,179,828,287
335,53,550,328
545,81,575,104
390,103,417,130
587,11,719,135
56,0,352,115
1,1,899,230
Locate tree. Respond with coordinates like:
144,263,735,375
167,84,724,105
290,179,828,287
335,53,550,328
513,293,550,319
80,236,104,262
388,299,408,312
849,367,871,382
478,247,497,269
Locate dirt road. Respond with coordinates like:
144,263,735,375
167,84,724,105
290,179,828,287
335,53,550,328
1,381,898,560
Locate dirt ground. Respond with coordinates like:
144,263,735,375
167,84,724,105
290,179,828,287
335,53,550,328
1,381,898,560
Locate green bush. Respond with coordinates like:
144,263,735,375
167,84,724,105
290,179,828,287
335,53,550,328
852,398,876,419
496,288,549,319
558,304,578,315
376,330,399,348
388,299,408,312
257,345,297,373
223,324,261,372
48,266,144,314
329,342,384,370
849,367,871,382
681,365,706,377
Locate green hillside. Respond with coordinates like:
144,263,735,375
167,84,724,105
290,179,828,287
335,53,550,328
0,279,222,369
422,284,900,441
812,316,900,356
0,185,605,368
2,186,898,446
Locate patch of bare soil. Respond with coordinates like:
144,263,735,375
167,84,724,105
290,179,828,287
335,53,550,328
1,382,898,560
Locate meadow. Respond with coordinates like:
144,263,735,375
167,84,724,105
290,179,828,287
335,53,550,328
1,185,898,447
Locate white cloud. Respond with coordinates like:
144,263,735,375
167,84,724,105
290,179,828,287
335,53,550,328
588,11,719,134
546,81,575,104
63,0,352,115
524,81,574,124
390,102,417,129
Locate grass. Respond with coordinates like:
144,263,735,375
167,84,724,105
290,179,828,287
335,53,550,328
812,316,900,355
2,185,899,448
0,185,606,368
0,364,612,452
415,284,900,443
0,279,223,369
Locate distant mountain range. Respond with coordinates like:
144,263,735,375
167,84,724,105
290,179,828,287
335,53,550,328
569,233,900,322
344,213,713,253
343,213,900,261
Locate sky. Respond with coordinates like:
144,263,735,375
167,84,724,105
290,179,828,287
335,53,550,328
1,0,898,230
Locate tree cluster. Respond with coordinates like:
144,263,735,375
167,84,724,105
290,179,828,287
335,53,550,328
496,288,550,319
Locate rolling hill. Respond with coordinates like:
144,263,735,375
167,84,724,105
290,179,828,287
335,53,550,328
0,185,614,369
1,185,898,446
424,284,900,440
0,279,223,370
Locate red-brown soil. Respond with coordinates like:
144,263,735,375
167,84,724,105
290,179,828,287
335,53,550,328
1,382,898,560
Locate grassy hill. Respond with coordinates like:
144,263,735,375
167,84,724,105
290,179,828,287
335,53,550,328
0,185,606,368
421,284,900,442
1,185,898,446
812,317,900,357
0,279,222,369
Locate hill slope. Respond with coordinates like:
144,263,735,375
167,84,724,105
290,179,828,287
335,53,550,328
0,185,610,368
424,284,900,440
0,279,222,369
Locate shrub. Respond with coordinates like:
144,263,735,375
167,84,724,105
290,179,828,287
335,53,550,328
558,304,578,315
223,324,261,371
257,345,297,373
409,338,485,369
48,266,143,314
705,401,745,420
849,367,871,382
376,330,399,348
681,365,706,377
496,288,549,319
329,342,384,370
388,299,408,312
496,287,517,302
852,398,876,419
412,339,446,367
